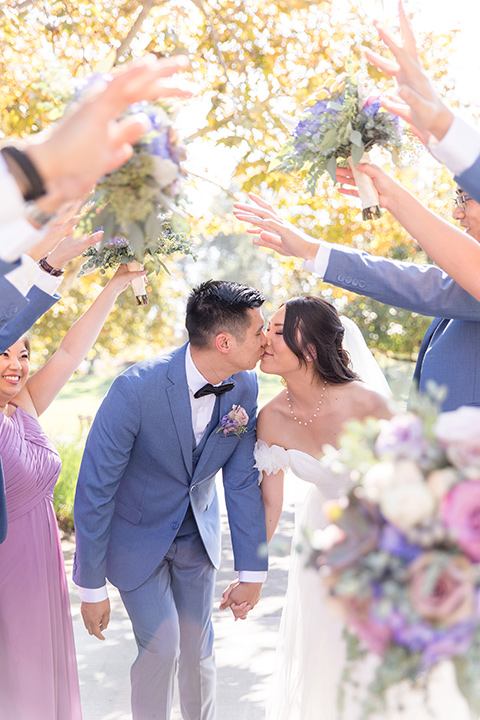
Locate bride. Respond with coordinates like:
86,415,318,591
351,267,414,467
255,296,473,720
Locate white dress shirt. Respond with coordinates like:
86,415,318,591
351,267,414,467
302,241,332,277
428,116,480,177
4,253,62,297
0,156,46,262
78,344,265,603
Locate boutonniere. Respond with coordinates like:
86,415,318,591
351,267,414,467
216,405,249,438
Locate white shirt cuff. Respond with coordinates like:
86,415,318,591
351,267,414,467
428,116,480,177
0,217,45,263
77,585,109,603
302,242,331,277
35,264,63,295
4,254,38,296
238,571,267,583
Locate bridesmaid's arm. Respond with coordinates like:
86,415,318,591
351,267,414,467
18,265,145,417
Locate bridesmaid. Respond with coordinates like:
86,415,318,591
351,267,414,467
0,263,145,720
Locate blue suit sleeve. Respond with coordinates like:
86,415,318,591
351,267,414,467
221,372,268,573
456,156,480,204
0,284,58,352
325,245,480,320
73,374,142,589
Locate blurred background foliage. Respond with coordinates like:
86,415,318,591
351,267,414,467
0,0,464,371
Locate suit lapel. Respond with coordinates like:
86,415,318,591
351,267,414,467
166,345,194,477
413,318,444,385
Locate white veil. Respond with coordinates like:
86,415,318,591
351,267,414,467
340,316,392,398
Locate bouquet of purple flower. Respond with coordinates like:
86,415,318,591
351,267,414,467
312,396,480,717
274,69,404,220
77,97,192,304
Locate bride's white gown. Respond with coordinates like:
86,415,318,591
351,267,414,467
255,441,474,720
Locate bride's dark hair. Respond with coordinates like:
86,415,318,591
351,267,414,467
283,296,359,384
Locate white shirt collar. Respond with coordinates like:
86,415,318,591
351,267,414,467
185,343,211,396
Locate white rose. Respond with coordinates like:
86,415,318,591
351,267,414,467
380,480,436,531
427,468,460,501
435,406,480,444
362,461,396,502
151,157,179,189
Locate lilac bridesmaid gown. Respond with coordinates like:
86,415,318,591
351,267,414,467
0,405,82,720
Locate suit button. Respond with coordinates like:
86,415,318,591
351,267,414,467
344,275,352,284
337,273,345,282
351,279,358,287
190,485,196,492
172,521,179,529
4,310,12,319
358,281,366,289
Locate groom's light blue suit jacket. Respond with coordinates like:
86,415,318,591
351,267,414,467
73,344,268,592
0,259,58,543
323,245,480,411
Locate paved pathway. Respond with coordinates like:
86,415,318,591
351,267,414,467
64,476,299,720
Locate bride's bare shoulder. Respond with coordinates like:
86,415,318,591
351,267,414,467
337,380,393,420
257,391,288,444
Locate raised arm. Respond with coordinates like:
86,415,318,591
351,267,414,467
19,264,145,417
337,162,480,301
364,1,454,145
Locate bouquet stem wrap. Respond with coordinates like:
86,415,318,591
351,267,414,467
347,152,382,221
126,261,148,305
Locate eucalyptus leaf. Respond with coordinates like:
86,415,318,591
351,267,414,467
101,211,116,243
326,155,337,183
349,129,363,147
351,141,365,166
127,222,145,261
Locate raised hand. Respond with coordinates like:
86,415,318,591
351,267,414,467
233,192,318,260
364,1,453,143
26,55,193,202
335,164,400,212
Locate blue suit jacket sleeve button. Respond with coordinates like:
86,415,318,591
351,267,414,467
358,280,366,289
351,279,359,287
337,273,345,282
344,276,352,284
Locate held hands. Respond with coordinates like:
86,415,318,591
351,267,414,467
219,579,263,621
81,598,111,641
233,193,318,261
365,1,453,143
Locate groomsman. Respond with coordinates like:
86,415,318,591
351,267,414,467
234,176,480,412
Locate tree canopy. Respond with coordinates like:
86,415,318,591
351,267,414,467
1,0,461,367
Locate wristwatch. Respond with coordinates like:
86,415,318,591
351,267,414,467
38,255,65,277
24,200,55,228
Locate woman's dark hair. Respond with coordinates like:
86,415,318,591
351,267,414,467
186,280,264,349
19,334,30,358
283,296,359,384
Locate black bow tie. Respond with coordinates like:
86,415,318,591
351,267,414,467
194,382,235,399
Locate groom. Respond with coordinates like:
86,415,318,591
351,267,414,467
73,280,268,720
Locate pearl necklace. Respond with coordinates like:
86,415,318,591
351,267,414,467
285,384,326,426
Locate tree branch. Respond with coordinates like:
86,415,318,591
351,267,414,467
188,0,231,85
114,0,164,61
186,168,237,200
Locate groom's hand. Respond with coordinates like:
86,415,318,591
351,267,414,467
81,598,111,640
219,579,262,620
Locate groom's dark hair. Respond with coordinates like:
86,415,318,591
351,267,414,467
186,280,264,348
